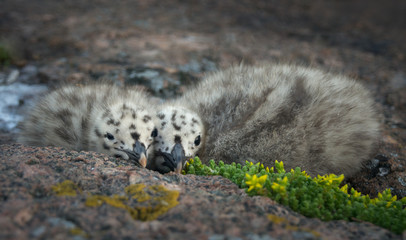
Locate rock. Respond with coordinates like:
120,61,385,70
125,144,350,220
398,176,406,187
0,144,402,239
6,69,19,84
378,167,390,177
125,66,199,99
179,59,217,73
18,65,39,83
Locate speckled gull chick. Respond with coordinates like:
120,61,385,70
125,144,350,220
149,64,380,177
147,104,204,173
18,84,158,167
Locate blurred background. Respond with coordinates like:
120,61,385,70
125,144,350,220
0,0,405,197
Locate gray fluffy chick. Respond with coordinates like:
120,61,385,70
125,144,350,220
150,64,380,177
18,84,157,167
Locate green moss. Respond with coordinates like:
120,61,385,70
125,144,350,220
85,184,179,221
51,180,82,197
184,157,406,234
0,44,12,66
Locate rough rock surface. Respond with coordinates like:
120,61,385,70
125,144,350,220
0,0,405,238
0,144,401,239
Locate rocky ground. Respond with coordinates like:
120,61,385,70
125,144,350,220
0,144,402,240
0,0,405,238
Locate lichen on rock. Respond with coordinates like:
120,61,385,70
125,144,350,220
85,184,180,221
268,214,321,238
51,180,82,197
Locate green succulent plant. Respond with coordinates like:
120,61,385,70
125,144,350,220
183,157,406,234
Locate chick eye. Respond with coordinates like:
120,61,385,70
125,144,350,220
106,133,115,140
151,128,158,138
194,135,201,146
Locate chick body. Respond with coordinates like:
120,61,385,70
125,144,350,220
153,64,380,177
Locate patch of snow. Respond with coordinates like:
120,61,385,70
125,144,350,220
0,83,48,132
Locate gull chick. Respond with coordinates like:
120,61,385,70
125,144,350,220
149,64,380,177
18,84,157,167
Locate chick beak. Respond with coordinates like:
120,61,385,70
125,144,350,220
133,141,147,167
171,143,186,174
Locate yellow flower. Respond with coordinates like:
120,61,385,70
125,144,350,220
275,160,283,168
245,174,268,192
271,176,288,195
315,174,344,186
386,195,397,208
301,170,310,178
274,160,286,173
340,184,349,196
350,188,362,198
280,176,288,185
271,182,286,193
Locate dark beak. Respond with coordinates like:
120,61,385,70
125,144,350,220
124,141,147,167
171,143,186,174
158,143,186,174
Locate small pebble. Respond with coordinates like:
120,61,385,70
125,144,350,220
47,217,76,229
398,176,406,187
292,231,317,240
30,226,46,237
246,233,276,240
378,167,390,177
366,159,380,170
